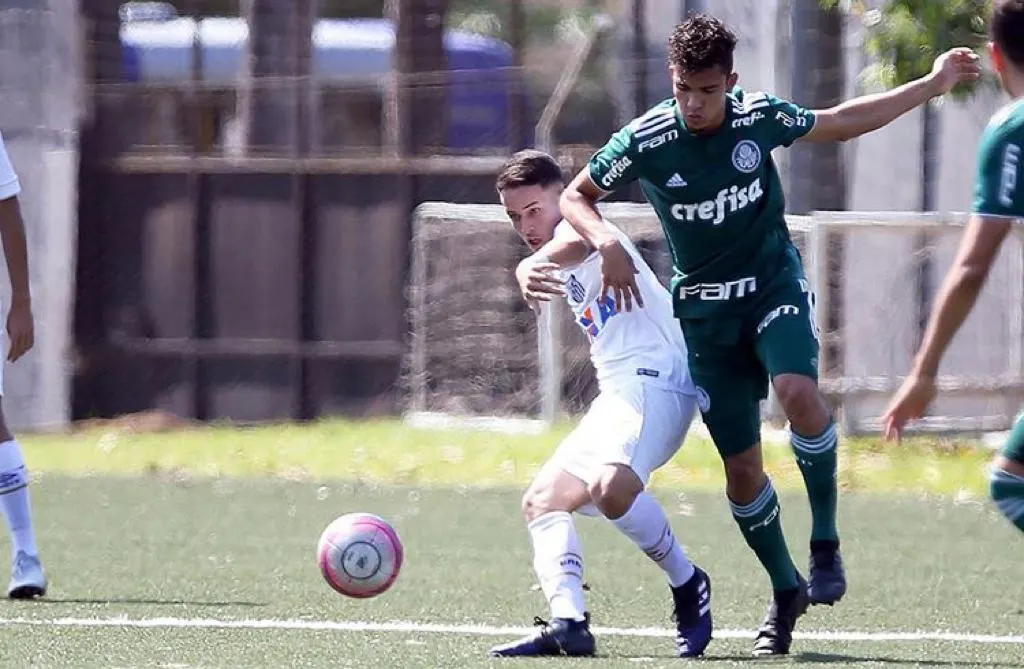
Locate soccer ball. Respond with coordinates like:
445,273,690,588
316,512,404,598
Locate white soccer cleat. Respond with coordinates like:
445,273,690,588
8,551,46,599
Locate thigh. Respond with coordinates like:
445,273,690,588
681,317,766,459
551,390,643,487
626,385,699,485
554,383,696,489
754,278,820,381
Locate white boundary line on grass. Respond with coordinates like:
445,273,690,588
0,616,1020,645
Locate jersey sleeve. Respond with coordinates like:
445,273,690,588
0,133,21,200
763,94,817,148
587,125,641,193
972,123,1023,218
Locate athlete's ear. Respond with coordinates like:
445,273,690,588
726,71,739,90
990,41,1004,79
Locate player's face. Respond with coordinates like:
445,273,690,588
500,183,562,251
671,65,738,133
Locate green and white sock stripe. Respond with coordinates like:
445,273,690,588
790,422,838,455
729,477,778,518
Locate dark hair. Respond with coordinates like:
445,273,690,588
495,150,563,192
993,0,1024,68
668,13,738,74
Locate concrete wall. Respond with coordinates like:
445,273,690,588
0,1,81,430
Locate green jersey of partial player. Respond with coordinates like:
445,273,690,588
973,97,1024,220
588,89,816,319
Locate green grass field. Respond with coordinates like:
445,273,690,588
0,419,1021,668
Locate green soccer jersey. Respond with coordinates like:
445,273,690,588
588,90,816,318
973,97,1024,219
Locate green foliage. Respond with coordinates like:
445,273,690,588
834,0,992,99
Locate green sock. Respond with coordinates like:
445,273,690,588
791,421,839,543
730,477,799,591
990,466,1024,533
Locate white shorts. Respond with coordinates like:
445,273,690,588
546,381,697,495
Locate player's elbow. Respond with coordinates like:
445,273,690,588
955,262,991,290
559,186,590,212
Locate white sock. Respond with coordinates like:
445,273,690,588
528,511,587,621
0,440,37,557
612,491,694,587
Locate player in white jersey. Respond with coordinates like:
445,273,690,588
487,150,712,659
0,131,46,598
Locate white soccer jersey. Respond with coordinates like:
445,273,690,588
0,132,20,200
554,221,692,394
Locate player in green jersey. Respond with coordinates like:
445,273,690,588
560,13,981,657
884,0,1024,538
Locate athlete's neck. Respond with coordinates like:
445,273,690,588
689,112,727,137
1004,64,1024,99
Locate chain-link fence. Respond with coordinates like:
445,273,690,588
51,0,1020,427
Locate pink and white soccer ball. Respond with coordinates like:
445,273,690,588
317,513,404,598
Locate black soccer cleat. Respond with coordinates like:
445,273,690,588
808,540,846,606
488,614,596,658
671,567,714,658
752,574,809,657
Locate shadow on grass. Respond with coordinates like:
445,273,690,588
598,650,1023,667
794,651,1023,667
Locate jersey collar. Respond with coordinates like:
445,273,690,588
672,97,734,138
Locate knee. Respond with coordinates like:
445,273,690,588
773,374,827,429
724,449,766,504
588,465,643,520
521,484,551,524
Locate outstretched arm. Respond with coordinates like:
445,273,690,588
803,47,981,143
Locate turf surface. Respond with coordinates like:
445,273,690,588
20,418,997,495
0,460,1019,667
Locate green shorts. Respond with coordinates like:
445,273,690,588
681,278,820,458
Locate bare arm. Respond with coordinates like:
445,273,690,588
0,195,33,362
559,170,644,310
882,214,1011,439
514,223,593,310
911,215,1011,377
0,197,30,305
530,221,593,269
803,48,980,143
559,170,617,251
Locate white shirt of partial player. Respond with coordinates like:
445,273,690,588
0,132,21,200
552,220,693,394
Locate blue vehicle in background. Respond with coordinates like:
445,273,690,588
118,2,530,152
